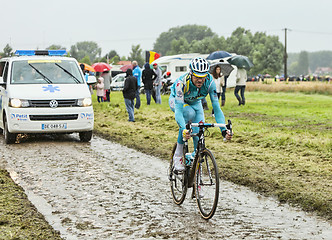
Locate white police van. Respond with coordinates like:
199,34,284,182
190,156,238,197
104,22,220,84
0,50,94,144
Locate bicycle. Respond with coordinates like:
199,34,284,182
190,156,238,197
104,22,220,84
169,120,232,220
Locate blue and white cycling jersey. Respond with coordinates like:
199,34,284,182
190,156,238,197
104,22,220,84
169,72,226,132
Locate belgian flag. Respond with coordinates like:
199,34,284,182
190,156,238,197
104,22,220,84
145,51,161,64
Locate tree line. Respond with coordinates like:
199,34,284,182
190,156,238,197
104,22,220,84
288,51,332,76
153,25,284,76
1,24,332,76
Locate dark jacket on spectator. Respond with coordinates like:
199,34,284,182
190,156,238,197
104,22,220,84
123,69,138,100
142,63,157,90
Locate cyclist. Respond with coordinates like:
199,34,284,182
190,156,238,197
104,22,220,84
169,57,232,171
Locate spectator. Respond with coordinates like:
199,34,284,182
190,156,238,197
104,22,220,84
211,65,224,115
152,85,156,103
142,63,157,105
123,69,138,122
132,61,142,109
80,63,85,74
153,63,162,104
96,77,104,103
84,70,89,82
234,68,247,105
101,71,112,102
87,71,96,95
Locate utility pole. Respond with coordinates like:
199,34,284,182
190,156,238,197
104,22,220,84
283,28,289,80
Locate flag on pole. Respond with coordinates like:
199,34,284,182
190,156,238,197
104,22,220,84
145,51,161,64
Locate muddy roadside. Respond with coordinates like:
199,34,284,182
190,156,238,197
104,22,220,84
0,168,62,239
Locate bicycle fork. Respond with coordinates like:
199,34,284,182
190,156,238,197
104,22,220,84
190,151,215,199
191,158,203,199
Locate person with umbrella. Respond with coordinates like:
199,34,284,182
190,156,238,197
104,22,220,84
209,62,234,107
234,68,247,105
101,70,112,102
227,55,253,106
211,65,225,116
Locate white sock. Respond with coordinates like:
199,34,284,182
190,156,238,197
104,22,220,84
174,143,184,157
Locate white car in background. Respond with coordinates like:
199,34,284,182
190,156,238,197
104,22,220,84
110,73,126,91
110,73,144,93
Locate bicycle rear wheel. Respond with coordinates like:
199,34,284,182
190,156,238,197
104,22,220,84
195,149,219,219
169,143,187,205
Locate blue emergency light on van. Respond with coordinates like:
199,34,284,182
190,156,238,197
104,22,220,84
15,50,67,56
15,50,35,56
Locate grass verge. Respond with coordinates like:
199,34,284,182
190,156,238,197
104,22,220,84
93,90,332,220
246,80,332,95
0,169,62,240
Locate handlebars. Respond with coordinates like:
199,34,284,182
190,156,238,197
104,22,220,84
184,120,233,141
186,120,232,130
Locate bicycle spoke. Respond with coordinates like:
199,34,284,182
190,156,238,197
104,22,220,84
195,149,219,219
205,156,214,185
169,143,187,205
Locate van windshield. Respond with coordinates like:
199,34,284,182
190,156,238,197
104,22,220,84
11,60,85,84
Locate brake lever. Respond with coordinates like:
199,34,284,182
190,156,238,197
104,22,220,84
226,119,233,136
183,121,192,142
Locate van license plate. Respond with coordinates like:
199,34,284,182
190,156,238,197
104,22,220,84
41,123,67,130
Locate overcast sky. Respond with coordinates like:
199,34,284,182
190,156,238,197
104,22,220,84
2,0,332,57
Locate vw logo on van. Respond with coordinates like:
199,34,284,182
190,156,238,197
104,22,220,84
49,99,58,108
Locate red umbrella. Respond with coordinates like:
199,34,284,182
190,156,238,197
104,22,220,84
120,64,133,72
92,62,112,72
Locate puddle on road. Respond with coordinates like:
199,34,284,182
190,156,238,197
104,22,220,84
0,134,331,239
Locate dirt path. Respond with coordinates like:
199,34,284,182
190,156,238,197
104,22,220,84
0,134,331,239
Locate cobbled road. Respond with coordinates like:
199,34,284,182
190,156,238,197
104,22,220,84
0,134,331,239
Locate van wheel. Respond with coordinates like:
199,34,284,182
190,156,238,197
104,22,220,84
4,117,17,144
79,131,92,142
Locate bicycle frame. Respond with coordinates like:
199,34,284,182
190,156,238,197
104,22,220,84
184,122,227,189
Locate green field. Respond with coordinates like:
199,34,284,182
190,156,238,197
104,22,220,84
93,89,332,220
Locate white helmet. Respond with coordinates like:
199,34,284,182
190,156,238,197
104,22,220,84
189,57,210,77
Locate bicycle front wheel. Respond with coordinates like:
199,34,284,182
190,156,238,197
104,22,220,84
169,143,187,205
195,149,219,220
